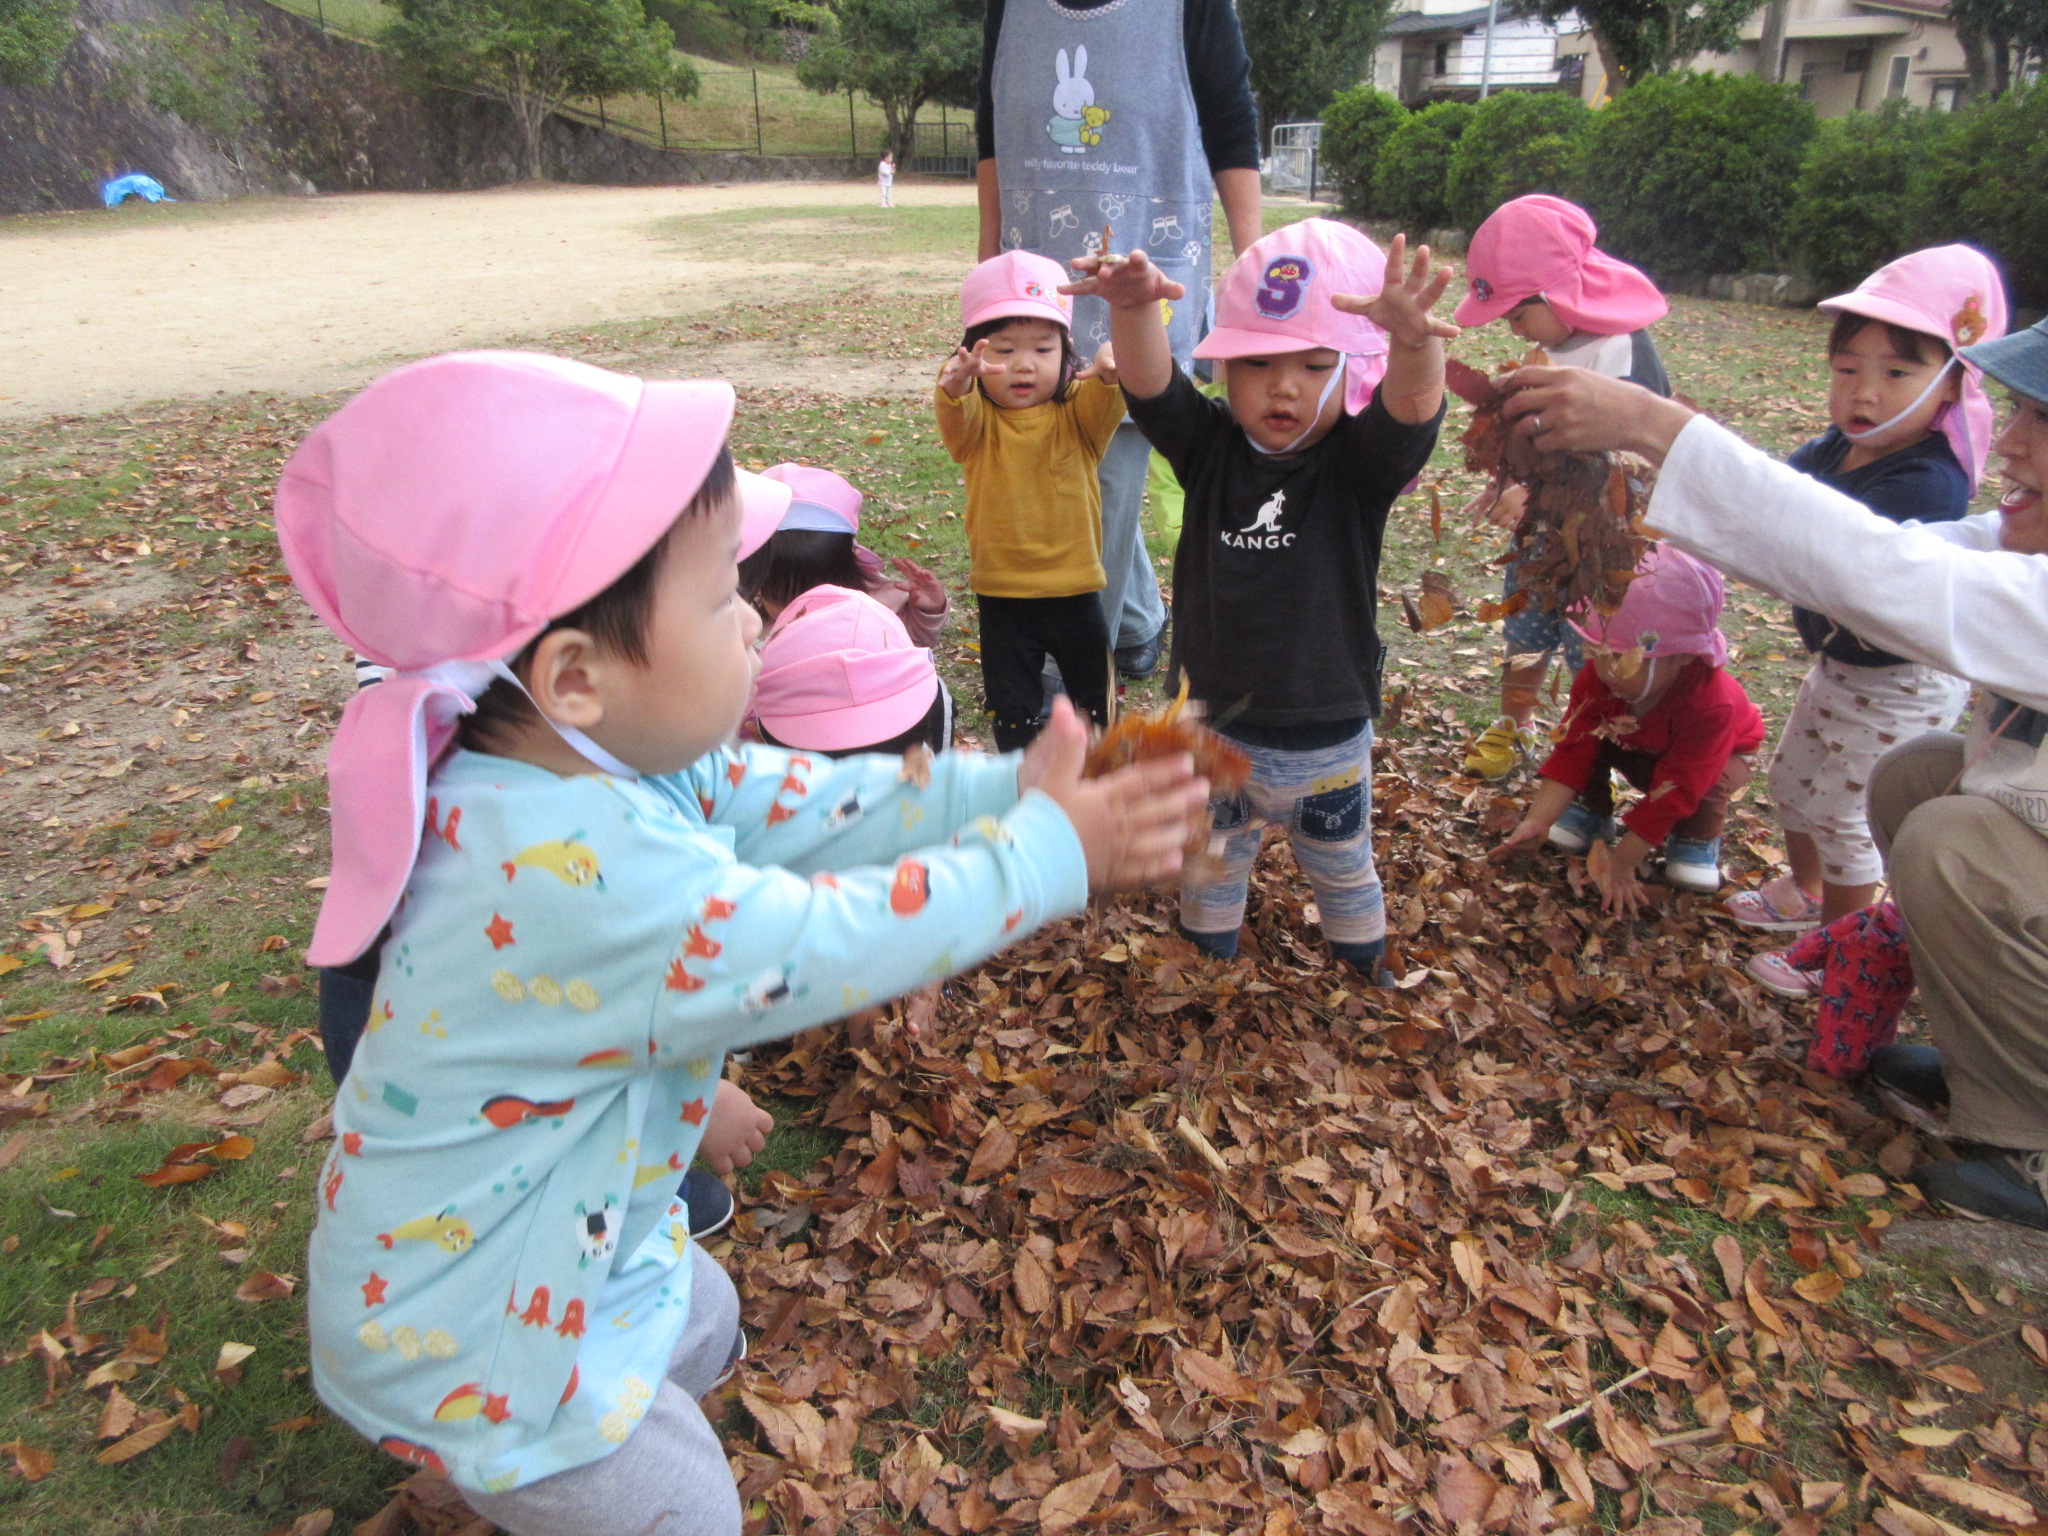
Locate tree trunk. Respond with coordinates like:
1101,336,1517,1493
1957,15,1995,99
1592,26,1625,93
512,94,547,179
1755,0,1788,82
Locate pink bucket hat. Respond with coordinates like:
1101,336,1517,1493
1819,243,2010,491
753,585,938,752
1569,545,1729,668
962,250,1074,333
1197,218,1391,415
276,350,749,965
1454,195,1667,335
763,462,861,536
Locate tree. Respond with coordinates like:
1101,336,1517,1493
118,1,267,171
1318,84,1405,213
1786,100,1951,292
1371,99,1472,232
1444,88,1588,228
388,0,698,179
1238,0,1395,128
0,0,76,89
796,0,980,165
1949,0,2047,99
1524,0,1753,92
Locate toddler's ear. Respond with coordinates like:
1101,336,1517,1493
526,628,608,730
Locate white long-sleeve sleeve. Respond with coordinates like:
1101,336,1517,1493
1648,417,2048,712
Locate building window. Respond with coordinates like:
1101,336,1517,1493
1843,45,1871,73
1931,78,1965,111
1556,53,1584,89
1433,40,1449,74
1799,61,1824,97
1886,55,1909,97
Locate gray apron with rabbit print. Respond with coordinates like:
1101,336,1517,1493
989,0,1212,368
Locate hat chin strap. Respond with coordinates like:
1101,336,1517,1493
1843,356,1957,443
1246,358,1350,457
400,657,643,781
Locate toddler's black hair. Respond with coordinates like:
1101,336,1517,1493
739,529,870,615
961,315,1080,405
1827,311,1953,367
459,446,737,752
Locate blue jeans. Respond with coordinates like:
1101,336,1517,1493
1096,423,1166,651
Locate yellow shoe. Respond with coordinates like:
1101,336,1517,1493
1462,717,1532,779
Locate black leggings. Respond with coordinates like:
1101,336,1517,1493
975,592,1111,751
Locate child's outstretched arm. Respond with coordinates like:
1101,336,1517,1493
1062,250,1182,401
1332,233,1458,425
1489,778,1575,862
939,339,1007,401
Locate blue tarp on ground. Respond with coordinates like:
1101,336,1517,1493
101,174,174,207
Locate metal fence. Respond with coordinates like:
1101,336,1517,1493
1265,121,1323,199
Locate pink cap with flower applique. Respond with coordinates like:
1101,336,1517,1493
961,251,1075,332
1820,243,2010,491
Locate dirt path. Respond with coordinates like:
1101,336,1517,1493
0,179,975,419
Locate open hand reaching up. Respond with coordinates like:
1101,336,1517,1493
940,339,1007,399
1062,248,1185,310
1331,233,1460,348
1075,341,1118,388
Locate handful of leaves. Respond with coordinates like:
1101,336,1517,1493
1084,681,1251,796
1447,348,1656,622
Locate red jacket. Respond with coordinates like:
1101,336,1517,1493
1540,659,1766,845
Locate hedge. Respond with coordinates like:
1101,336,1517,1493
1577,71,1815,279
1371,100,1473,233
1786,101,1954,296
1318,85,1405,215
1445,90,1590,231
1905,83,2048,309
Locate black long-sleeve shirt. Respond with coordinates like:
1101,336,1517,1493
974,0,1262,174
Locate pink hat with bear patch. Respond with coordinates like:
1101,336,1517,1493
1569,544,1729,668
1819,243,2009,491
752,585,939,752
961,250,1075,333
276,350,763,965
1197,218,1392,416
1455,195,1667,335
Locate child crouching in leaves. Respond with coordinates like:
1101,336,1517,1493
281,351,1209,1536
1490,545,1765,915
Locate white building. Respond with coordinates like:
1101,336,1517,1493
1371,0,1578,104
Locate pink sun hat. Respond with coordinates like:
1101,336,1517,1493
276,350,740,965
1819,243,2010,491
753,585,939,752
763,462,862,535
1454,195,1667,335
1569,544,1729,668
962,250,1074,332
1197,218,1391,414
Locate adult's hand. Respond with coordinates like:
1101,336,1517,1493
1498,366,1696,464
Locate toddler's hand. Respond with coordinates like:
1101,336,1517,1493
1488,817,1548,863
1465,481,1528,532
1589,844,1649,920
698,1079,772,1176
1021,697,1209,891
890,555,946,611
940,340,1006,399
1062,249,1185,310
1076,342,1119,388
1331,234,1460,349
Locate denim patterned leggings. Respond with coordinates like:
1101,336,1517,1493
1180,722,1386,963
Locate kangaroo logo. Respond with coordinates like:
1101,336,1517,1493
1256,256,1314,320
1244,489,1287,535
1047,46,1109,154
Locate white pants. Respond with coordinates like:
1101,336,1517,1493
1767,655,1969,886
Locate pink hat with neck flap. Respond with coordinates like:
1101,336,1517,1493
753,585,938,752
1569,544,1730,668
1819,243,2009,491
1455,195,1667,335
277,350,763,966
1197,218,1392,415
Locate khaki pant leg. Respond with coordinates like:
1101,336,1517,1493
1890,794,2048,1151
1866,731,1966,862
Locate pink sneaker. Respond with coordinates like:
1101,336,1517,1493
1725,875,1824,932
1747,948,1823,999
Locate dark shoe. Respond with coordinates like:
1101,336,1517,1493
1115,636,1161,680
682,1167,735,1238
1913,1151,2048,1231
1868,1043,1949,1105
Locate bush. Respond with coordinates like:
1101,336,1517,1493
1372,100,1474,234
1906,83,2048,309
1445,89,1589,231
0,0,76,89
1318,84,1405,214
1787,101,1953,294
1576,71,1815,278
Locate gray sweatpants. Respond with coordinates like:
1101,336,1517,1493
464,1244,743,1536
1872,731,2048,1151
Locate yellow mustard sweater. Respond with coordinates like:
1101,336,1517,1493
934,372,1124,599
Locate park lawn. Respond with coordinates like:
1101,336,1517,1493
2,198,2043,1534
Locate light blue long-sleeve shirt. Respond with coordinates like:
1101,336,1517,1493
308,742,1086,1492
